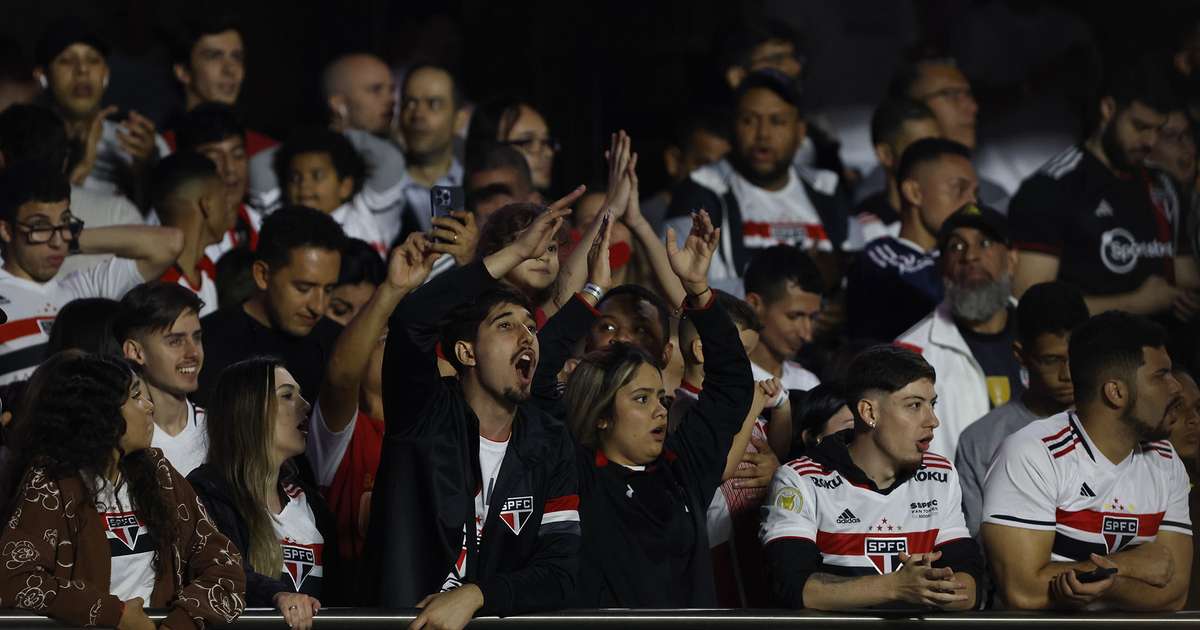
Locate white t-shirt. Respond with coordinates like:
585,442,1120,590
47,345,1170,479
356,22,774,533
96,479,156,603
751,360,820,408
983,412,1192,560
81,120,171,197
273,484,326,596
331,201,390,257
0,257,143,384
306,400,353,487
151,401,208,477
442,435,509,591
55,186,144,278
731,167,833,253
159,258,219,317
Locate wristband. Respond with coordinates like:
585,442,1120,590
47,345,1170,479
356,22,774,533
582,282,605,302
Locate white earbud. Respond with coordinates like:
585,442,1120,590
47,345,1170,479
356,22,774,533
102,75,109,89
337,104,348,118
37,74,47,90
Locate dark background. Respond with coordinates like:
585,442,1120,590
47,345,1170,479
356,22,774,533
2,0,1198,195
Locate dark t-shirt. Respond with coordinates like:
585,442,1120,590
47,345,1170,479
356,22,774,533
845,236,942,343
853,191,900,225
196,305,342,407
958,310,1024,409
1009,145,1175,295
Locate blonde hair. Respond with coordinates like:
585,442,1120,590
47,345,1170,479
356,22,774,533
563,343,657,448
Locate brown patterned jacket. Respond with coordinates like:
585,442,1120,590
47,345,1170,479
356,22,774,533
0,448,245,628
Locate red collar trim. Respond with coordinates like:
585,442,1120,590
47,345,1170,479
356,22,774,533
594,449,609,467
679,381,702,395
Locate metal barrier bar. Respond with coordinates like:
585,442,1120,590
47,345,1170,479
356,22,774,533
3,609,1200,628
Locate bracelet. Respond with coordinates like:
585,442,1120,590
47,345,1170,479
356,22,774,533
582,282,605,302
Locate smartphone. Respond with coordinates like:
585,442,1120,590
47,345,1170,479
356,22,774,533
1075,566,1117,583
430,186,465,219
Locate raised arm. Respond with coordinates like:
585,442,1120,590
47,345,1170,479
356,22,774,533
76,224,184,281
321,233,438,434
622,155,686,307
344,128,407,210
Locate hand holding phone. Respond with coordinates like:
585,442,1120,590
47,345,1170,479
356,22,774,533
1074,566,1117,583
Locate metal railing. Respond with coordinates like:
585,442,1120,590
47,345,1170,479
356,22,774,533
3,609,1200,628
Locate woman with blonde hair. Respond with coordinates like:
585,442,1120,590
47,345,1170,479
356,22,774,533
188,357,342,630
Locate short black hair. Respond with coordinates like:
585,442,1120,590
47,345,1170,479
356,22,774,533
46,298,121,357
716,289,762,333
214,247,256,309
743,245,824,303
1069,311,1167,406
465,143,534,213
895,137,973,188
0,161,70,223
254,205,346,270
170,12,242,66
1016,282,1089,346
870,98,937,148
734,69,803,114
150,152,220,222
844,344,936,424
886,56,960,101
1103,55,1181,115
273,127,368,200
0,105,69,171
720,17,804,72
598,284,673,351
670,107,732,150
175,103,245,152
439,286,534,374
403,63,463,109
113,282,205,343
790,382,848,457
465,96,535,160
337,237,386,287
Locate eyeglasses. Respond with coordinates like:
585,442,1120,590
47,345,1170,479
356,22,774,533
12,217,84,245
505,137,561,154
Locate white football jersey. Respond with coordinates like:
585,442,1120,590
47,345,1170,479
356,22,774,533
761,447,971,576
983,411,1192,561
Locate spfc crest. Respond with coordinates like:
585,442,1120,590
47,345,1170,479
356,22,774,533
104,512,142,551
498,496,534,535
1102,516,1139,553
282,542,321,591
865,537,908,575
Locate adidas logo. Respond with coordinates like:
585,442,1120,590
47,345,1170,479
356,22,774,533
1094,200,1114,218
836,508,861,524
1080,483,1096,498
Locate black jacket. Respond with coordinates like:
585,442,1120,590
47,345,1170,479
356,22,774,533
534,291,755,607
365,261,580,616
186,463,347,606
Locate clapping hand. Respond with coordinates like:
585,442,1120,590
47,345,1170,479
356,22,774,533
386,232,441,293
666,209,720,298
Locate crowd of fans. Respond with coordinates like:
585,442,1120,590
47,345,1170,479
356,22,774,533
0,7,1199,630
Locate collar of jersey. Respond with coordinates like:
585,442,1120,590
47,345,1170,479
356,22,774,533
806,429,917,495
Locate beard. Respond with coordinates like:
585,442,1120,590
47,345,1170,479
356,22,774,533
1122,388,1180,441
1101,121,1140,174
503,386,531,405
945,273,1013,322
731,149,793,189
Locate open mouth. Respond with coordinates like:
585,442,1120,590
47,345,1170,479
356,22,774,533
515,351,535,383
650,425,666,441
177,365,199,376
916,436,932,452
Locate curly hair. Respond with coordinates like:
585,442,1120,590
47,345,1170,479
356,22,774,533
473,202,564,306
14,352,176,570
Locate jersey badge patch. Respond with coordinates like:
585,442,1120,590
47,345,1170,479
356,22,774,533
499,495,534,535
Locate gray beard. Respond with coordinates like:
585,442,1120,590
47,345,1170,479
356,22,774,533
946,275,1012,322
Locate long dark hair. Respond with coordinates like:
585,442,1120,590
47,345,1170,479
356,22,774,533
7,352,175,569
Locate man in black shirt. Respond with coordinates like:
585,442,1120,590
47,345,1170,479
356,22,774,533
196,206,345,405
1010,55,1200,317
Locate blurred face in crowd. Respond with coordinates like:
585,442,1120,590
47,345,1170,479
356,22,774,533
665,128,731,183
41,43,108,120
175,29,245,108
193,134,248,216
401,67,458,162
270,367,310,465
1016,331,1074,408
1169,371,1200,466
600,362,669,466
725,38,804,89
588,293,670,368
1149,111,1196,186
458,301,539,404
732,87,801,190
902,155,978,236
124,309,205,397
328,280,376,326
862,377,939,469
253,246,341,337
748,281,820,363
1100,100,1168,173
467,165,534,227
909,63,978,149
119,374,156,455
329,54,395,134
286,152,353,214
1122,346,1183,442
879,117,942,175
0,199,75,282
503,105,556,190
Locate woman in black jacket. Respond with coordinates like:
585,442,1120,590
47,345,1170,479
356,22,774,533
188,357,342,630
562,210,755,607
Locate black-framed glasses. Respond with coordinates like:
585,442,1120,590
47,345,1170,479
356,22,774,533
13,217,84,245
505,137,561,153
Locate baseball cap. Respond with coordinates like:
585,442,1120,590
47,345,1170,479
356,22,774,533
938,203,1009,251
734,68,803,112
36,16,110,68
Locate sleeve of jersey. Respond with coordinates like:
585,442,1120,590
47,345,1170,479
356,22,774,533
981,432,1058,531
305,401,358,488
932,467,984,579
61,256,142,301
1008,176,1066,256
759,464,818,545
1162,449,1193,536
